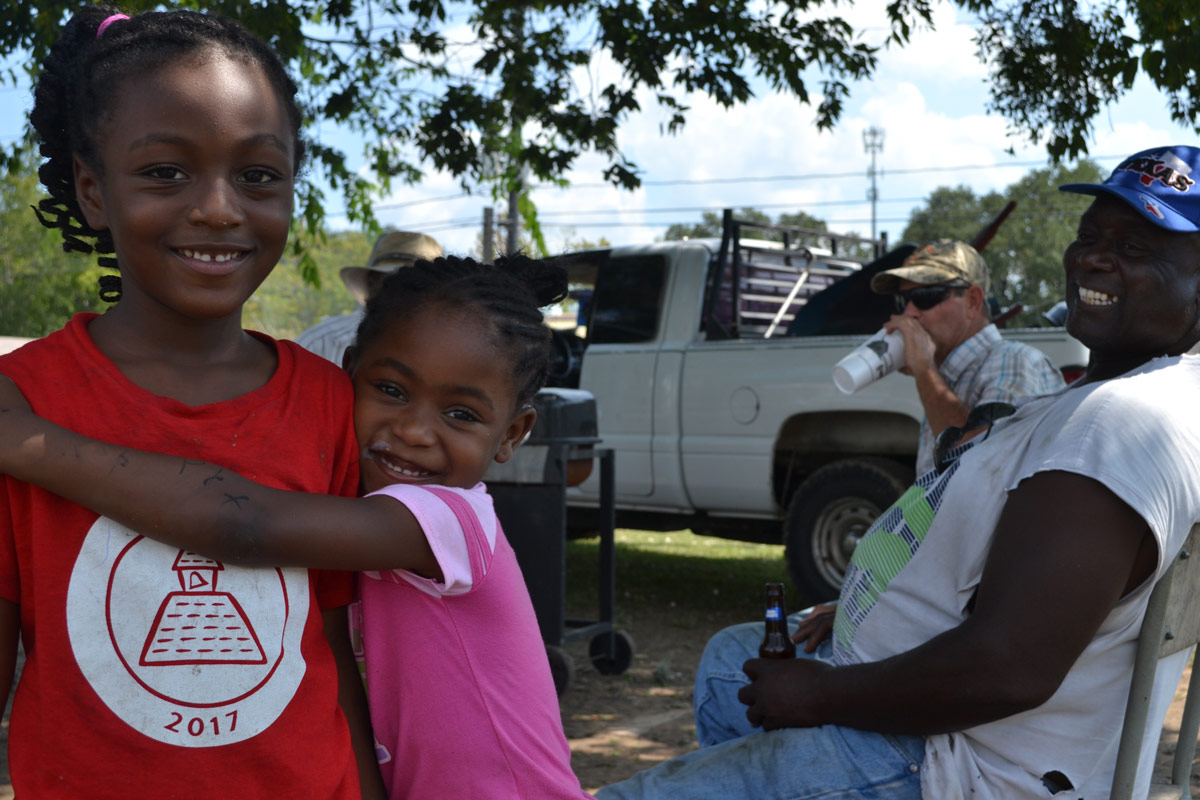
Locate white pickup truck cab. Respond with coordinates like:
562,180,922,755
550,214,1088,599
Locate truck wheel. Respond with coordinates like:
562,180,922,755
784,458,913,601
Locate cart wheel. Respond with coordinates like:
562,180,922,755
588,630,635,676
546,644,575,697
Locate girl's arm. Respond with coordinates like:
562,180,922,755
0,598,19,715
324,607,388,800
0,378,439,577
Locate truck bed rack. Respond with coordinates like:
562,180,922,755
703,209,887,340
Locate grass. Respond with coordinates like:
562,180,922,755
564,529,800,630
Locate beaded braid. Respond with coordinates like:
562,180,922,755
357,255,570,408
30,5,306,302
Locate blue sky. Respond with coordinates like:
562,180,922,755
4,1,1196,257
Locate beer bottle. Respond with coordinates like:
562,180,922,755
759,582,796,659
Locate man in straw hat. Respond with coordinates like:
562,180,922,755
296,230,444,363
869,239,1064,475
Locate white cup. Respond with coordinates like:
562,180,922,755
832,328,906,394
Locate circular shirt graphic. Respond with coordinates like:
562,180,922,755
67,517,310,746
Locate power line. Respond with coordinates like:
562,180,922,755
406,207,1087,233
359,153,1130,218
362,194,928,223
533,197,928,218
330,154,1126,224
535,154,1129,191
372,192,473,210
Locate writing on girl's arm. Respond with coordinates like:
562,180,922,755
0,406,440,578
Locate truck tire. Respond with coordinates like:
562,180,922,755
784,458,913,601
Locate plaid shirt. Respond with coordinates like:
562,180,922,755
915,323,1067,475
294,307,365,365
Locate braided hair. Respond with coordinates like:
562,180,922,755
356,255,570,408
30,5,306,302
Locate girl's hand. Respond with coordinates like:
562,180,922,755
790,602,838,653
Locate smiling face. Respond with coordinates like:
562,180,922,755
73,49,295,325
348,303,537,495
1064,195,1200,379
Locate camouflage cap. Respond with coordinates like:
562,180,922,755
870,239,989,295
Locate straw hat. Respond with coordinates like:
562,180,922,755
340,231,444,303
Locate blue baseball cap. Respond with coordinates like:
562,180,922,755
1059,145,1200,232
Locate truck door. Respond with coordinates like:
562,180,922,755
577,252,668,499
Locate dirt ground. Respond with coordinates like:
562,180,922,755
0,618,1196,796
559,608,703,792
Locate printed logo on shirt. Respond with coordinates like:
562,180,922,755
66,516,310,747
832,459,963,662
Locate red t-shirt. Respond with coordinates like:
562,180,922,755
0,313,362,798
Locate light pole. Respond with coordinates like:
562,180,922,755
863,126,885,242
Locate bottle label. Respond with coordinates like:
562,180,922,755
765,607,783,621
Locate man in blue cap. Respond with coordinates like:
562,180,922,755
598,146,1200,799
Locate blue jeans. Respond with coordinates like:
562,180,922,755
595,617,926,800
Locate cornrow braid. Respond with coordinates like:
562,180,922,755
357,255,569,408
30,5,306,302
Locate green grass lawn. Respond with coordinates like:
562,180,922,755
565,529,800,630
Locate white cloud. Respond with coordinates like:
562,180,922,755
869,0,990,85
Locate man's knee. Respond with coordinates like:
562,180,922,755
699,621,762,665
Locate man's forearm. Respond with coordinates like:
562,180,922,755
807,620,1051,734
748,615,1052,736
911,364,970,439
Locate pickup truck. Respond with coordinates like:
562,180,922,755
548,211,1088,600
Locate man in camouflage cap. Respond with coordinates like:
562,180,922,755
870,239,1065,475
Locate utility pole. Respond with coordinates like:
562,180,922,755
863,126,885,242
483,207,495,263
506,181,520,255
505,5,526,257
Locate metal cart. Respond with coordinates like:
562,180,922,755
485,388,634,695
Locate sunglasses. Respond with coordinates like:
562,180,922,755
893,284,969,314
933,401,1016,474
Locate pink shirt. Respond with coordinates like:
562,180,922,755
355,483,593,799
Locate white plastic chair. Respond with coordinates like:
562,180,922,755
1113,523,1200,799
